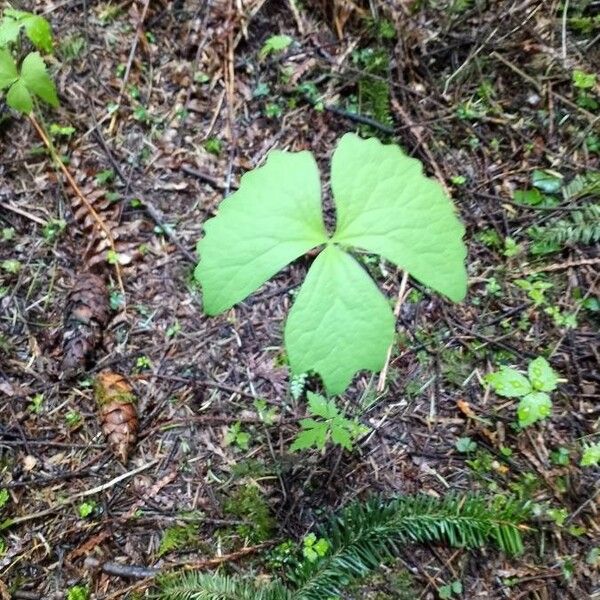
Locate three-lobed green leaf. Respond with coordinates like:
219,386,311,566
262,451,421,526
195,133,467,393
486,357,559,427
0,9,53,52
0,51,58,113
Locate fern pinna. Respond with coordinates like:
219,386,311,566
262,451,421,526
157,494,530,600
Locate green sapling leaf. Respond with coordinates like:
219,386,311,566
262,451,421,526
20,51,59,107
23,14,53,53
6,78,32,113
517,391,552,427
285,245,394,394
527,356,558,392
485,368,532,398
580,442,600,467
196,150,327,315
330,133,467,301
0,49,17,89
0,16,20,46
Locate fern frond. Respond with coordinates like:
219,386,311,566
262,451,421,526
157,572,290,600
289,494,530,600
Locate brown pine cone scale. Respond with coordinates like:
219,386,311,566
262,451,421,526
95,371,138,462
62,272,109,378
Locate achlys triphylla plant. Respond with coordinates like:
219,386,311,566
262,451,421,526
0,8,58,113
195,133,467,394
485,357,560,427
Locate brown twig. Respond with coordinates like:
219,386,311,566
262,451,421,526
28,113,125,294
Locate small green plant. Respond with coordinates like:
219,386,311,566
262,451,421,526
65,410,82,428
485,357,559,427
0,489,9,510
78,500,97,518
439,580,463,599
28,393,44,413
195,134,466,394
455,436,477,453
572,69,598,110
66,585,89,600
580,441,600,467
0,8,58,114
290,392,368,452
259,34,292,59
224,421,251,451
302,533,329,562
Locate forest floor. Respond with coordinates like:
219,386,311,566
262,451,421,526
1,0,599,598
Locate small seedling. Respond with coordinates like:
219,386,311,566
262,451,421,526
195,134,466,393
78,500,97,518
254,398,278,425
224,421,250,451
259,34,292,59
455,437,477,453
439,580,463,599
302,532,329,562
28,393,44,413
290,392,369,452
65,410,82,428
485,357,559,427
580,442,600,467
0,9,57,114
550,447,570,466
0,489,9,510
66,586,89,600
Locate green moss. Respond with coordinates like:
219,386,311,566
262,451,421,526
223,484,274,543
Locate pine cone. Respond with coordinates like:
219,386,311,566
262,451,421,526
62,272,109,377
95,371,138,462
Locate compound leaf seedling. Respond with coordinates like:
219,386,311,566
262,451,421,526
486,357,558,427
0,8,53,51
290,392,368,452
0,9,58,114
195,133,467,393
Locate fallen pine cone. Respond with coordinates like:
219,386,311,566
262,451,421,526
95,371,138,462
62,272,109,378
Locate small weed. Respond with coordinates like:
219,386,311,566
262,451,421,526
580,441,600,467
259,34,292,59
66,586,89,600
224,421,251,451
65,410,82,428
302,532,329,562
291,392,369,452
439,580,463,599
486,356,559,427
78,500,97,518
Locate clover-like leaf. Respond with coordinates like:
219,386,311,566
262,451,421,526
285,245,394,394
528,356,558,392
6,78,32,113
0,48,17,89
196,150,327,314
485,368,532,398
1,10,52,53
22,14,53,53
20,52,58,107
331,133,467,301
517,391,552,427
0,16,20,46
